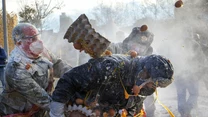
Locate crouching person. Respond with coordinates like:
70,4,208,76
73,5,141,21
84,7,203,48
0,23,72,116
50,54,174,117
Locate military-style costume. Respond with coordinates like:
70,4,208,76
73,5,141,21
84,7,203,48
0,47,72,116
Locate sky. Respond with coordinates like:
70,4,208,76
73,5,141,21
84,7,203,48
1,0,168,33
2,0,158,13
1,0,97,13
2,0,103,13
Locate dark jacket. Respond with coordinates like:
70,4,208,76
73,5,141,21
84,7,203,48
0,47,7,66
52,54,173,115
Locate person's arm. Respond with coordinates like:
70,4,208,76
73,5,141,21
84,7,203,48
107,43,124,54
136,77,172,96
50,63,95,117
52,58,72,78
5,62,51,109
151,77,173,88
0,48,7,59
42,48,72,78
49,101,66,117
133,82,155,96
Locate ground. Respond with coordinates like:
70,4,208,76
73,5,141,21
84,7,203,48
153,81,208,117
1,79,208,117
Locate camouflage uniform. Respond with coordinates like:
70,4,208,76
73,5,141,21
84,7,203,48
0,46,72,116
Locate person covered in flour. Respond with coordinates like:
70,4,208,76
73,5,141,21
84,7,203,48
0,23,72,117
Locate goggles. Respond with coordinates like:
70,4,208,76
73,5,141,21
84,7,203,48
22,34,41,42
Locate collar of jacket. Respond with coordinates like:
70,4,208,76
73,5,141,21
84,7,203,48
8,46,53,68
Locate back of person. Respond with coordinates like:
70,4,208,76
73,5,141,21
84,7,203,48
49,54,174,117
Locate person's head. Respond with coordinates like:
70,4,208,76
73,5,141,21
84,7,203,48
134,54,174,88
12,23,44,58
123,27,154,55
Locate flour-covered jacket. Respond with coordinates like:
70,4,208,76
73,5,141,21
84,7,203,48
50,54,174,116
108,42,154,56
0,46,72,115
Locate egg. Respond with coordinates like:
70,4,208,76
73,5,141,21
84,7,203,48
129,50,138,58
140,25,148,32
73,42,82,50
75,98,84,105
175,0,183,8
104,50,112,56
108,109,116,116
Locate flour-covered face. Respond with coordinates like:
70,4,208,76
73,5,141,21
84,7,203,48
18,26,44,58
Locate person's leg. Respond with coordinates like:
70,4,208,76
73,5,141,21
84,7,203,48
175,79,187,117
144,94,156,117
185,79,199,117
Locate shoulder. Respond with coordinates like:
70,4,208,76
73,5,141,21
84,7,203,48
0,48,5,53
97,55,131,70
144,46,154,55
5,61,30,81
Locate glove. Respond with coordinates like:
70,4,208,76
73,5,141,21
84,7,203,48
49,101,65,117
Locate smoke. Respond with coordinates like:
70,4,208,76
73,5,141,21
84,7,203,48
40,0,208,116
149,1,208,116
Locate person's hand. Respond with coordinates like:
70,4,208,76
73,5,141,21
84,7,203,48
132,85,142,96
144,82,156,90
46,79,55,94
49,101,65,117
132,81,156,95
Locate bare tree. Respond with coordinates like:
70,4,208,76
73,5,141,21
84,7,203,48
90,1,127,26
19,5,36,23
91,2,115,26
18,0,64,31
